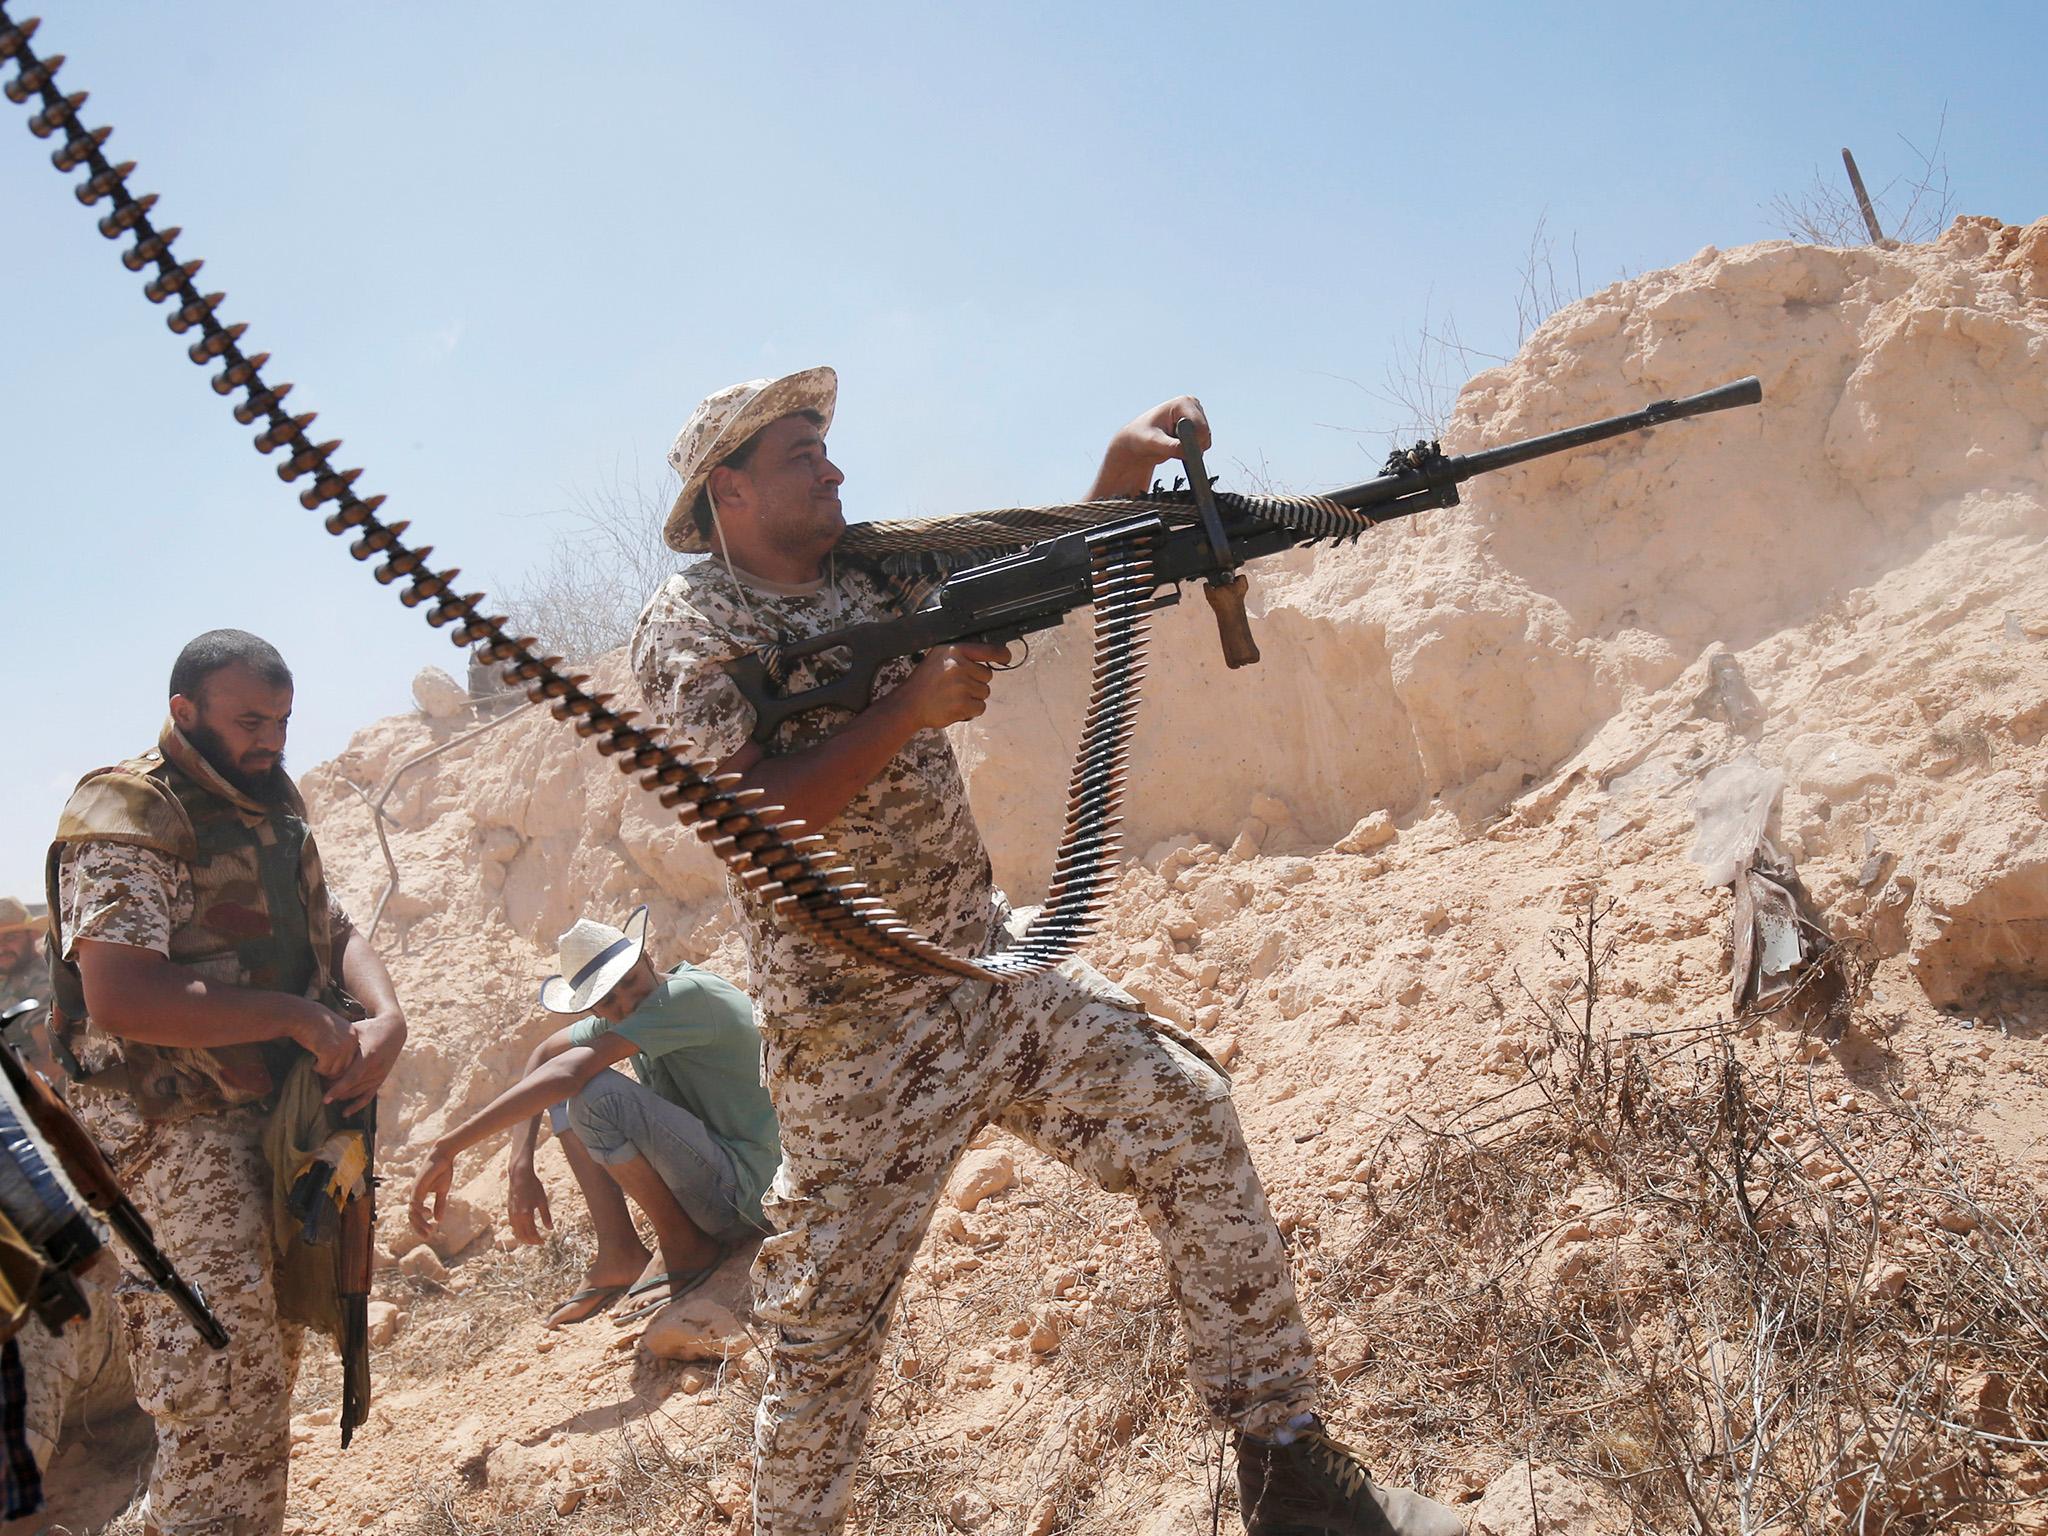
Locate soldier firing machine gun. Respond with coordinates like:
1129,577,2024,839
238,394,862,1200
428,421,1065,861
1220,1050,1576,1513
0,7,1761,987
728,379,1764,741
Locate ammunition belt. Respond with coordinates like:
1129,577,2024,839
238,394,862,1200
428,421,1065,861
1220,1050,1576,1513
0,10,1362,982
837,488,1371,597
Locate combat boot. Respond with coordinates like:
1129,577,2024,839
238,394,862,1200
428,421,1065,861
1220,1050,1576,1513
1236,1419,1466,1536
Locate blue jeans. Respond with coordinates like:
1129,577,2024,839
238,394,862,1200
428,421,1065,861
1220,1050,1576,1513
547,1070,761,1243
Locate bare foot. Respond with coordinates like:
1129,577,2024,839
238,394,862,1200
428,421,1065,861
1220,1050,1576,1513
545,1284,628,1327
584,1242,653,1292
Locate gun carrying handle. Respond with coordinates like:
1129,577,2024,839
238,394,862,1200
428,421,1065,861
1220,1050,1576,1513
1203,576,1260,669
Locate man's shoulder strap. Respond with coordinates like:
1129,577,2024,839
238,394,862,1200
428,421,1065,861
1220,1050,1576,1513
51,752,197,864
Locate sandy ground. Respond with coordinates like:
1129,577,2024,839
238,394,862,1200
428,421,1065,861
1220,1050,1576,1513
27,215,2048,1535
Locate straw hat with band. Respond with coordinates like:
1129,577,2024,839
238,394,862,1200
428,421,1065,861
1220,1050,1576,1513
539,906,651,1015
662,366,838,555
0,898,36,938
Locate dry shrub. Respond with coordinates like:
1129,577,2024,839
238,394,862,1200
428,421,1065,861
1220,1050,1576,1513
1768,115,1955,247
1322,890,2046,1534
1337,213,1591,450
498,466,682,664
381,1227,591,1385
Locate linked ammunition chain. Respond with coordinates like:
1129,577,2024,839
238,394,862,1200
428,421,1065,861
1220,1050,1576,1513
1,6,1152,984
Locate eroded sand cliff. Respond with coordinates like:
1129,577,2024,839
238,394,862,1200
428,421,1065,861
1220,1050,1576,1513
58,218,2048,1534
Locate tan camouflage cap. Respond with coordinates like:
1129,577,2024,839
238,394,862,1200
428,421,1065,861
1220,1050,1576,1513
663,366,838,554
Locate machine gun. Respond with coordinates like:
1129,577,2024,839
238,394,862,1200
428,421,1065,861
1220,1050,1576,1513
726,377,1763,740
0,1000,228,1347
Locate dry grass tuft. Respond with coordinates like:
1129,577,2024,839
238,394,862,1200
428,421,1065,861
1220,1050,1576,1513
1317,889,2046,1534
381,1228,590,1384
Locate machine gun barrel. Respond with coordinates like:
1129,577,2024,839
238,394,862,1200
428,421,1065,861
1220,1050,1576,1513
1321,375,1764,525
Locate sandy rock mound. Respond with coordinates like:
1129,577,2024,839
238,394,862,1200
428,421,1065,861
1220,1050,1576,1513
223,216,2048,1535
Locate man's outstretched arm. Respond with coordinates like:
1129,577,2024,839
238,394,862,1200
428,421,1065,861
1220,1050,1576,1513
408,1026,639,1239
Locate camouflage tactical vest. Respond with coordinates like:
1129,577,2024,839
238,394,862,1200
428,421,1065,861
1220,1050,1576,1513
44,722,339,1119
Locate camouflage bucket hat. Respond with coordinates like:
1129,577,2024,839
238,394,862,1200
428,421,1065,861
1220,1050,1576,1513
663,365,838,554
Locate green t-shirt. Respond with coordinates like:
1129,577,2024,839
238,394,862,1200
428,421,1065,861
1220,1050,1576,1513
568,966,781,1228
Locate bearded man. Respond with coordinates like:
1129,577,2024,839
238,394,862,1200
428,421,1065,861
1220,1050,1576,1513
44,627,406,1536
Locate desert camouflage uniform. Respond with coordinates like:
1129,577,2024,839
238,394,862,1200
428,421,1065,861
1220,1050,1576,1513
635,559,1319,1535
47,729,349,1536
15,1265,126,1486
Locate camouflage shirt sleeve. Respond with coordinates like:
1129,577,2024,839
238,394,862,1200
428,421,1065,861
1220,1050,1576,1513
631,576,755,763
56,842,191,959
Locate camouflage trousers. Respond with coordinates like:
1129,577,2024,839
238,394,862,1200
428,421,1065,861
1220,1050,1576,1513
73,1095,301,1536
750,960,1319,1535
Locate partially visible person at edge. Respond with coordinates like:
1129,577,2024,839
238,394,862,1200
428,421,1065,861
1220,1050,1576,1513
45,628,406,1536
0,890,98,1492
629,368,1468,1536
408,906,779,1328
0,896,57,1083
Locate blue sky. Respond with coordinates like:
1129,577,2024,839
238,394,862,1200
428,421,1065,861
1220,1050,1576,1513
3,1,2043,895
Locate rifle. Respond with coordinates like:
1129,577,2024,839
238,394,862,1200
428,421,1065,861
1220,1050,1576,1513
725,377,1764,739
336,1100,375,1447
272,987,377,1446
281,1096,375,1445
0,1000,228,1348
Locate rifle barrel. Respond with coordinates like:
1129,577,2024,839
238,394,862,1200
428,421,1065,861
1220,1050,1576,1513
107,1199,230,1349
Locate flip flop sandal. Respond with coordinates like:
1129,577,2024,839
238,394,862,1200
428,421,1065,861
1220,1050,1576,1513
545,1282,629,1328
613,1248,729,1326
623,1268,683,1300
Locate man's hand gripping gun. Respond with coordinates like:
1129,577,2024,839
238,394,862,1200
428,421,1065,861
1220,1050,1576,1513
0,1000,228,1347
724,377,1763,740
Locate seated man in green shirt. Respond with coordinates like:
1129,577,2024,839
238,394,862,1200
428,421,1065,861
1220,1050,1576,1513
410,906,780,1326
